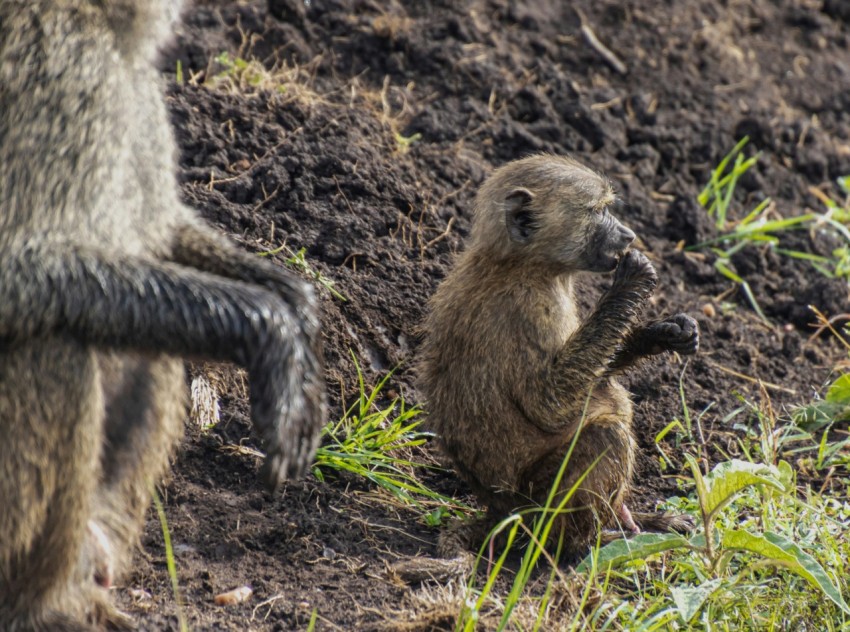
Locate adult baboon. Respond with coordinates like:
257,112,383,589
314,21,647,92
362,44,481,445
0,1,326,628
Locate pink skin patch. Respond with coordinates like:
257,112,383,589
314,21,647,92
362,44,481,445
618,503,641,534
87,520,114,589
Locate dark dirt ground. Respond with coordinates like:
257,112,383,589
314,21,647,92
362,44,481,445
116,0,850,629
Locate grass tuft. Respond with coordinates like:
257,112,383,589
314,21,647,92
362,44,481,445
259,243,347,301
313,352,467,519
692,139,850,322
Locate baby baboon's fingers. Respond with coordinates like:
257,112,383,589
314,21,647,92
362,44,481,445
614,250,657,288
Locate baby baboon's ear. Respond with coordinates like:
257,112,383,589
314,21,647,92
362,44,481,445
505,187,537,243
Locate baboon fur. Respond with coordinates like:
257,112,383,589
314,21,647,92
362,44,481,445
0,1,326,629
420,155,699,555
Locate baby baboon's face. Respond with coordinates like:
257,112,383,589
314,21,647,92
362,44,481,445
578,198,636,272
474,155,635,273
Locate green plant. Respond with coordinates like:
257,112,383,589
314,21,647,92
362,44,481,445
151,486,189,632
698,137,768,231
691,137,778,322
259,243,347,301
578,458,850,625
206,52,286,93
797,177,850,281
313,353,465,517
788,308,850,471
693,139,850,322
394,131,422,153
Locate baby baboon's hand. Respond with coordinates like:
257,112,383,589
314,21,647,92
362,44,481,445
612,249,657,299
644,313,700,355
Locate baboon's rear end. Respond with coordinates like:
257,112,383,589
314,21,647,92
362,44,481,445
0,1,326,628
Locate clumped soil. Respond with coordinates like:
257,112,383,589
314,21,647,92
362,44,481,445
119,1,850,629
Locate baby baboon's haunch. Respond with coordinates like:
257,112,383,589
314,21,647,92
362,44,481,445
420,155,698,554
0,1,326,629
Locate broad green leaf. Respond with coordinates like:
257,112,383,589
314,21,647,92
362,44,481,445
793,400,850,431
576,533,690,573
671,578,722,623
826,373,850,404
687,532,723,550
722,530,850,614
701,460,786,518
777,460,794,491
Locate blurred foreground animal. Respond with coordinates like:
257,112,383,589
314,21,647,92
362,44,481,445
0,1,326,628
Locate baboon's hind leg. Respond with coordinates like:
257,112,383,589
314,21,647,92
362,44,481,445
0,342,104,631
522,419,635,554
86,355,187,627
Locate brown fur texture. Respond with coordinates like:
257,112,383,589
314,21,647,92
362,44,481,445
0,1,326,628
419,155,698,556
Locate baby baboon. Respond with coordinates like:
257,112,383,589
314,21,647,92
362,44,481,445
0,1,325,629
420,155,698,555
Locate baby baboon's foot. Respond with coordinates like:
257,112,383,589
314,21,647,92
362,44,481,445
601,510,694,546
436,515,496,558
633,511,696,534
616,502,640,534
388,516,493,585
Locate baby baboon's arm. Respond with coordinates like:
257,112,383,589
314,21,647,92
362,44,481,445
514,250,656,433
0,244,324,490
607,314,699,373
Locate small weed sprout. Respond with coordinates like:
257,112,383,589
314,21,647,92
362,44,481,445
199,51,325,106
205,52,290,94
698,136,767,231
790,307,850,472
692,137,778,322
151,486,189,632
259,243,347,301
394,131,422,153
